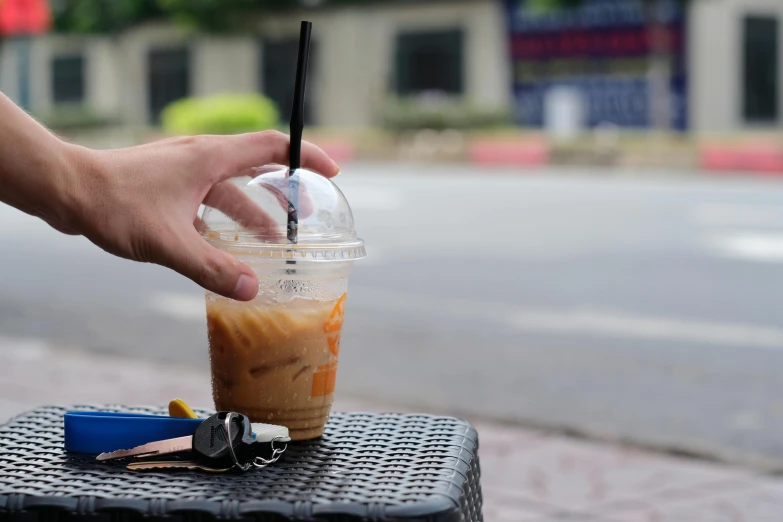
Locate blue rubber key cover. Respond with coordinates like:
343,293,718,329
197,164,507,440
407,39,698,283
64,411,204,455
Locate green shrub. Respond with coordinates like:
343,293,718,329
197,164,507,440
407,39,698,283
382,97,511,132
162,93,280,135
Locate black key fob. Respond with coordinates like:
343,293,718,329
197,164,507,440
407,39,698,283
192,412,254,468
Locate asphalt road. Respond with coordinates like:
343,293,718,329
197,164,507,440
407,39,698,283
2,163,783,467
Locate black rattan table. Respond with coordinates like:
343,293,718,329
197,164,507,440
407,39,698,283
0,406,482,521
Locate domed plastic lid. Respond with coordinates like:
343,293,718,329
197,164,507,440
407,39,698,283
201,166,366,262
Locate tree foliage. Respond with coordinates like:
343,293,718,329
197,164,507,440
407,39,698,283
52,0,693,34
53,0,382,34
53,0,162,33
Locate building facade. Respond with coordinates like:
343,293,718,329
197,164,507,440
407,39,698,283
689,0,783,132
0,0,780,133
507,0,688,130
0,0,509,129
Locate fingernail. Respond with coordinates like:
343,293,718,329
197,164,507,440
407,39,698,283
232,274,258,301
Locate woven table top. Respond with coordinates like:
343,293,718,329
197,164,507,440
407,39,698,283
0,405,482,521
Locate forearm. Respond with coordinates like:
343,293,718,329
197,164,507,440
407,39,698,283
0,91,84,229
0,92,340,300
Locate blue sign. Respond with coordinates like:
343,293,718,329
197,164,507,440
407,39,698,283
507,0,688,130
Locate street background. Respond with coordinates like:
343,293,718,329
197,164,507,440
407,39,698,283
2,162,783,469
6,333,783,522
2,0,783,520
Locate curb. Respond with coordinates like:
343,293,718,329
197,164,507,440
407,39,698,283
467,138,549,167
700,145,783,175
311,138,356,164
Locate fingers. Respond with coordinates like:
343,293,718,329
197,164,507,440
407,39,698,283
206,162,315,229
249,164,287,176
166,229,259,301
211,131,340,182
252,177,315,219
204,181,282,236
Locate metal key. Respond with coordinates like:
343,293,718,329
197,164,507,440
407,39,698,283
127,460,232,473
97,412,256,468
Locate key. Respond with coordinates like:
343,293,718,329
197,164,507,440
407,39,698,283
96,412,256,468
127,460,232,473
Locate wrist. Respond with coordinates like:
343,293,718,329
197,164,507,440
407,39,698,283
53,143,108,236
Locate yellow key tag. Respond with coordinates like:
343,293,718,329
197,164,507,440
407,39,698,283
168,398,198,419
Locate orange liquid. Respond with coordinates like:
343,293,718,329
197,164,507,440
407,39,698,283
206,295,345,440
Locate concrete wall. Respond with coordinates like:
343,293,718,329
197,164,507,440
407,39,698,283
1,35,121,117
193,37,258,98
689,0,783,132
256,0,510,127
0,0,508,128
115,24,191,125
3,0,779,133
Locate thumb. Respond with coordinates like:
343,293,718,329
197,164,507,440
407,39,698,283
168,230,258,301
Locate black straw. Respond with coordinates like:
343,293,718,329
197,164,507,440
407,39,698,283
287,21,312,244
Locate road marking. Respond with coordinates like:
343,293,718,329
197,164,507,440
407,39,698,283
508,308,783,349
0,337,52,362
692,203,783,227
705,233,783,263
351,287,783,350
153,283,783,349
149,292,206,322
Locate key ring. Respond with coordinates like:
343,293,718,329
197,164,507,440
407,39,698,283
223,413,288,471
252,437,288,468
223,412,252,471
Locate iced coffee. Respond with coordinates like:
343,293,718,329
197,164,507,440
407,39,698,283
200,167,364,440
207,292,346,440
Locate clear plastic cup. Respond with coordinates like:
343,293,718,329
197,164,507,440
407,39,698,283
201,167,365,440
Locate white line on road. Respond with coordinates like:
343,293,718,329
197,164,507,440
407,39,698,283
692,203,783,227
705,233,783,263
350,287,783,351
0,337,52,362
149,292,206,322
508,308,783,349
151,285,783,350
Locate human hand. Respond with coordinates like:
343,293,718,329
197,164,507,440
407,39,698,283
61,132,339,301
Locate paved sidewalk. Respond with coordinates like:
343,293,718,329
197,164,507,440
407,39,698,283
2,337,783,521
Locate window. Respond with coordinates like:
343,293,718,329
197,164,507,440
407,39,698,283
743,16,778,123
52,54,85,104
148,47,190,124
395,29,464,95
262,38,318,125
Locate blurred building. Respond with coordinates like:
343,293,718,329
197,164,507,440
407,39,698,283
508,0,687,130
508,0,783,133
0,0,781,133
690,0,782,132
0,0,509,128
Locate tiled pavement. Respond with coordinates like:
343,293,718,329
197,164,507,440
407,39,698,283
479,423,783,521
2,336,782,521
